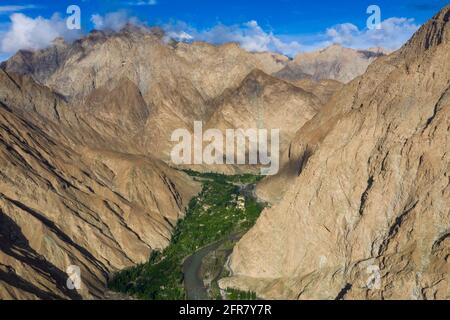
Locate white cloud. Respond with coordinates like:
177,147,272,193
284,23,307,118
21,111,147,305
125,0,157,5
0,8,420,60
164,20,302,57
321,17,419,50
165,30,193,42
164,17,419,56
0,13,82,55
91,11,142,31
0,5,38,14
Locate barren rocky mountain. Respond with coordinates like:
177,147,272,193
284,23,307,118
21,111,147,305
2,26,343,164
2,26,323,160
274,45,387,83
0,69,200,299
0,24,325,299
206,69,322,153
219,6,450,299
285,79,344,105
0,4,447,301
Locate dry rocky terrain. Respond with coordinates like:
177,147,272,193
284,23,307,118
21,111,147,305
1,6,447,300
220,6,450,300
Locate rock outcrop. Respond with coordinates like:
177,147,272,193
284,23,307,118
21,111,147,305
206,69,322,154
0,24,311,299
1,7,445,300
1,28,314,161
0,66,200,299
274,45,387,84
220,5,450,300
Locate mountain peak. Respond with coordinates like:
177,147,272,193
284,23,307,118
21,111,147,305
291,44,387,83
436,4,450,20
119,23,165,38
400,5,450,57
325,43,343,49
51,37,67,47
85,24,165,41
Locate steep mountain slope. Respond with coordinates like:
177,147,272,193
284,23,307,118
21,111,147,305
274,45,386,83
206,69,322,153
220,6,450,300
0,71,200,299
0,25,328,299
286,79,344,105
272,63,313,82
1,26,288,108
1,27,295,161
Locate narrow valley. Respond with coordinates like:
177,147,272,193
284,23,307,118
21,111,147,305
109,172,264,300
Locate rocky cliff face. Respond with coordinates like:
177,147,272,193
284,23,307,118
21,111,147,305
1,7,443,300
0,66,200,299
274,45,387,84
2,27,327,162
220,6,450,300
206,69,322,154
0,24,323,299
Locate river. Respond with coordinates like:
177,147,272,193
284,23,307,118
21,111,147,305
182,234,244,299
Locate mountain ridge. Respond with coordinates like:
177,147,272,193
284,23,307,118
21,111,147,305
1,6,448,300
219,4,450,300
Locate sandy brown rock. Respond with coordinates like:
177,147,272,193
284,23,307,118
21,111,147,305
2,29,294,162
221,5,450,300
0,28,304,299
275,45,386,84
1,8,447,301
0,72,200,299
287,79,343,105
206,69,322,153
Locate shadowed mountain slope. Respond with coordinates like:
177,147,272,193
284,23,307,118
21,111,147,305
220,5,450,300
0,69,200,299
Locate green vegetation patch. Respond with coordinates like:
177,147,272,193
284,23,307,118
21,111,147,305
225,288,258,300
109,171,264,300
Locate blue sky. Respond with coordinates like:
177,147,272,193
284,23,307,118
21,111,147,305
0,0,448,60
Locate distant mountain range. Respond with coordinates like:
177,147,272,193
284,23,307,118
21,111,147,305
0,5,448,300
275,44,389,83
221,5,450,300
